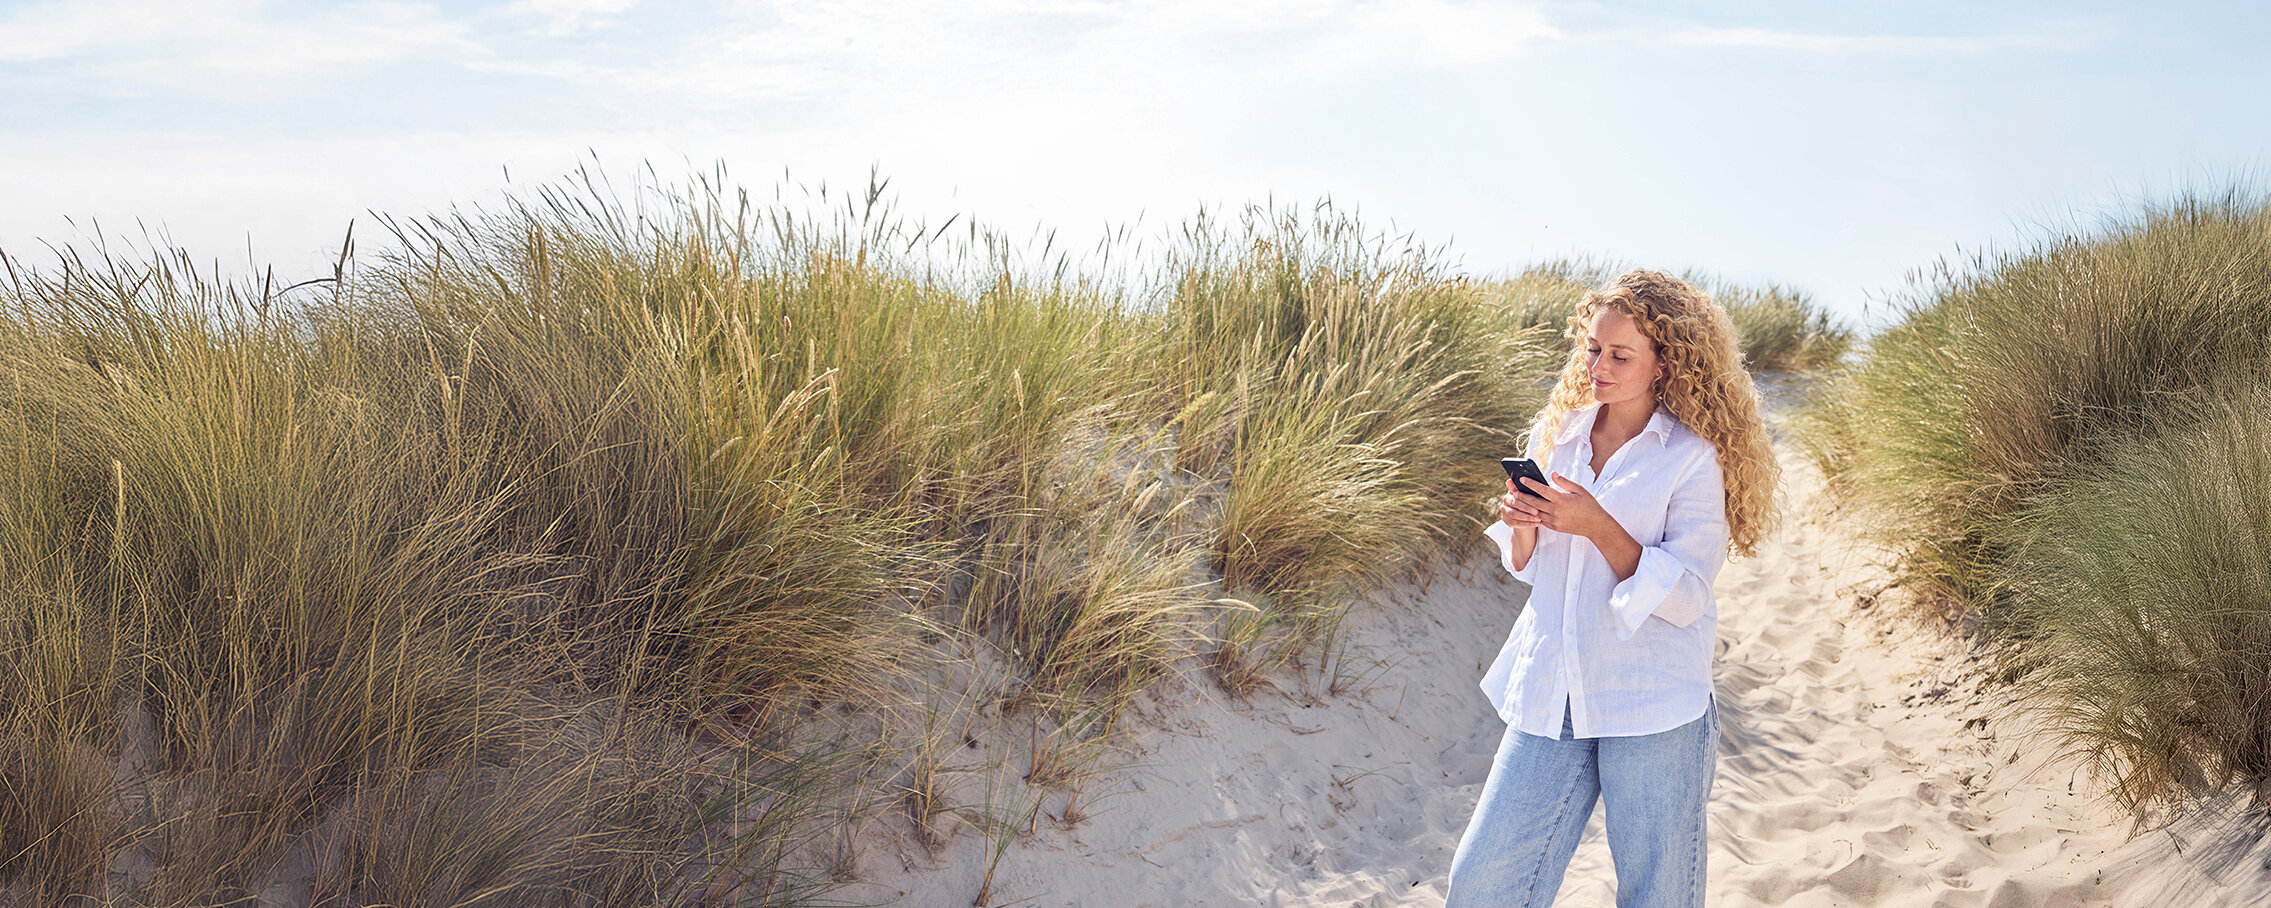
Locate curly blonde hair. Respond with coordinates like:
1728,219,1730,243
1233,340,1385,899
1535,269,1779,557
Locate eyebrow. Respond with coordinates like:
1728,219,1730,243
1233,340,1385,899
1588,339,1639,351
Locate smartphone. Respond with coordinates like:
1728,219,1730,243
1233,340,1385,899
1500,457,1550,498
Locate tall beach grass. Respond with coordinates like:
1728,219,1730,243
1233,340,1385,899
0,171,1597,901
1996,385,2271,816
1154,206,1558,688
1800,189,2271,819
0,245,736,904
1484,258,1854,373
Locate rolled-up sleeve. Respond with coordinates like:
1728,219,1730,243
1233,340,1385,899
1484,520,1541,584
1606,451,1728,639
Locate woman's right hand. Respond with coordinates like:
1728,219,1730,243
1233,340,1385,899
1499,478,1546,529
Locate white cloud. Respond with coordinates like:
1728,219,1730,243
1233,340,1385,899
0,0,478,97
1332,0,1561,64
1660,24,2096,56
467,0,1558,115
510,0,641,36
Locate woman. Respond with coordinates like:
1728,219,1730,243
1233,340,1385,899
1446,269,1778,907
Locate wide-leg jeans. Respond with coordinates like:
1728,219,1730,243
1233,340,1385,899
1444,701,1717,908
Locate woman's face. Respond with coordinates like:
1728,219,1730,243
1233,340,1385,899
1584,307,1659,407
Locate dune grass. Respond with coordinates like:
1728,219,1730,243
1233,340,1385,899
1995,385,2271,817
1155,205,1557,689
0,248,728,904
1799,189,2271,818
0,171,1591,901
1486,258,1854,373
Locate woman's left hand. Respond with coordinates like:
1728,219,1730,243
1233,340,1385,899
1519,472,1622,544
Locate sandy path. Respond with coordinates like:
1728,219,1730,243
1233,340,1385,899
1617,450,2125,907
845,440,2271,906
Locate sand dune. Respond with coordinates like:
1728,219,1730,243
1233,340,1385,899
844,441,2271,907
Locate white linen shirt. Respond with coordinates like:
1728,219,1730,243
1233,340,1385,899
1479,403,1729,739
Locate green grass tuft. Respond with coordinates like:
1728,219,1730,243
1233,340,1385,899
1995,383,2271,818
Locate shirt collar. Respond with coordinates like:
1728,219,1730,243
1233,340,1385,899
1555,403,1677,446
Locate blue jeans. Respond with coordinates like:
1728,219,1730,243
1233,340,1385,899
1445,701,1717,908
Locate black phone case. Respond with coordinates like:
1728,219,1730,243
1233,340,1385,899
1501,458,1549,498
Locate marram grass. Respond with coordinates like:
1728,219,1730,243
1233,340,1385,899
0,171,1835,901
1799,187,2271,819
1485,257,1854,373
1804,191,2271,617
1996,384,2271,819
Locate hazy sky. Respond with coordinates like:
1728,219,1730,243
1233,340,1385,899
4,0,2266,327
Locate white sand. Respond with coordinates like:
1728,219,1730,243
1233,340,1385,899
840,440,2271,906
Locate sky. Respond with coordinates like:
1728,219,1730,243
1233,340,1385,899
3,0,2267,328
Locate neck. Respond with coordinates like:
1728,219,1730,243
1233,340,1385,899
1596,395,1655,438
